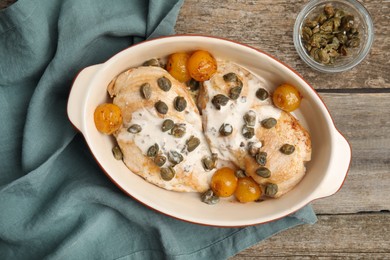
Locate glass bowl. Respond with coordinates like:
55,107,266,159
293,0,374,73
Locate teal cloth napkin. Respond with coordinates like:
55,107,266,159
0,0,317,259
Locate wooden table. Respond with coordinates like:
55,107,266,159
175,0,390,258
1,0,388,258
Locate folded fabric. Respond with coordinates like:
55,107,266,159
0,0,317,259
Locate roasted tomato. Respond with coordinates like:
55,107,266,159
210,167,238,197
272,83,302,112
187,50,217,81
166,52,191,83
234,177,262,203
94,103,123,134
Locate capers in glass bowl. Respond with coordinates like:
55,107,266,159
293,0,374,73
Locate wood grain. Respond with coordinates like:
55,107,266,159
175,0,390,90
230,213,390,259
312,93,390,214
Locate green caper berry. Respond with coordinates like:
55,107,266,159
171,124,186,138
187,78,200,91
265,183,278,197
280,144,295,155
147,143,159,157
235,169,246,178
142,58,161,67
140,83,152,100
201,189,220,205
243,110,256,127
155,100,168,114
255,151,267,166
160,166,175,181
127,124,142,134
255,88,269,100
174,96,187,112
168,151,184,165
223,72,238,82
186,136,200,152
229,85,242,100
112,146,123,160
219,123,233,136
202,155,216,171
261,118,277,129
248,141,261,157
154,155,166,167
211,94,229,110
242,125,255,139
255,167,271,178
161,119,174,132
157,76,171,92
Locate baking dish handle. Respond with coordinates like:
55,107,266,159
314,131,351,199
67,64,102,131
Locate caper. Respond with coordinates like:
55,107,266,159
265,183,278,197
280,144,295,155
171,123,186,138
256,167,271,178
140,83,152,100
242,125,255,139
142,58,161,67
229,85,242,100
219,123,233,136
302,27,313,42
324,4,335,18
243,110,256,127
305,20,318,29
161,119,174,132
211,94,229,110
201,189,220,205
186,136,200,152
147,143,159,157
154,155,166,167
255,88,269,101
168,151,184,165
223,72,238,82
255,151,267,166
127,124,142,134
174,96,187,112
346,37,360,48
157,76,171,92
155,100,168,114
160,166,175,181
112,146,123,160
261,118,277,129
202,154,217,171
235,169,246,178
248,141,262,157
187,78,200,91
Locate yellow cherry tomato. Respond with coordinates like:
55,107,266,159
272,83,302,112
166,52,191,83
187,50,217,81
210,167,238,197
234,177,262,203
94,103,123,135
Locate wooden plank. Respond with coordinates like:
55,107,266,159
175,0,390,90
312,93,390,214
230,212,390,259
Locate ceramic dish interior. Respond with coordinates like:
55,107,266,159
67,35,351,227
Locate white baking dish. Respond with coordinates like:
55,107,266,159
67,35,351,227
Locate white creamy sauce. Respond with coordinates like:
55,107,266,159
117,106,211,176
203,67,282,162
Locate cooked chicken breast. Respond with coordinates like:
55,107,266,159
198,60,311,198
108,66,215,192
